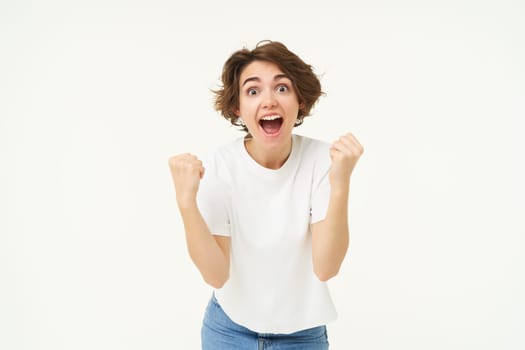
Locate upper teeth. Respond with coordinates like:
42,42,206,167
261,115,281,121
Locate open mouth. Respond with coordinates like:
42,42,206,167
259,115,283,135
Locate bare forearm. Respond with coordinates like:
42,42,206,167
178,200,229,288
311,185,350,281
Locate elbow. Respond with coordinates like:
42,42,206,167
314,266,339,282
204,273,229,289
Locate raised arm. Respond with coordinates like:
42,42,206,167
168,154,230,288
311,133,364,281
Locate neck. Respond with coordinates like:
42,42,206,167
244,136,292,170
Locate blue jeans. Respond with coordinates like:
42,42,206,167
201,294,330,350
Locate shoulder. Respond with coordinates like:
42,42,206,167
200,137,243,180
294,134,331,161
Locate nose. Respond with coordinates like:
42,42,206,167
261,90,277,109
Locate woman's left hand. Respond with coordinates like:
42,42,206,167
329,132,364,191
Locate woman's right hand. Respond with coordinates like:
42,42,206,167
168,153,205,206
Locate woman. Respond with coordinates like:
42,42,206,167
168,40,363,349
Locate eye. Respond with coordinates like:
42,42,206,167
247,88,258,96
276,84,288,93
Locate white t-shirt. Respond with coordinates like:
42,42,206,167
196,133,338,334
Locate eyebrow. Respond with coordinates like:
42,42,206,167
241,74,290,87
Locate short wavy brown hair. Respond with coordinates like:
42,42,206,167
213,40,323,132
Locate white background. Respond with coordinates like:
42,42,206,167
1,0,524,349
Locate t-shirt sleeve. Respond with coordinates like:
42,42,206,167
310,146,332,224
196,157,231,237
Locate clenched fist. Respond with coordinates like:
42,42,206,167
168,153,205,206
329,133,364,192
